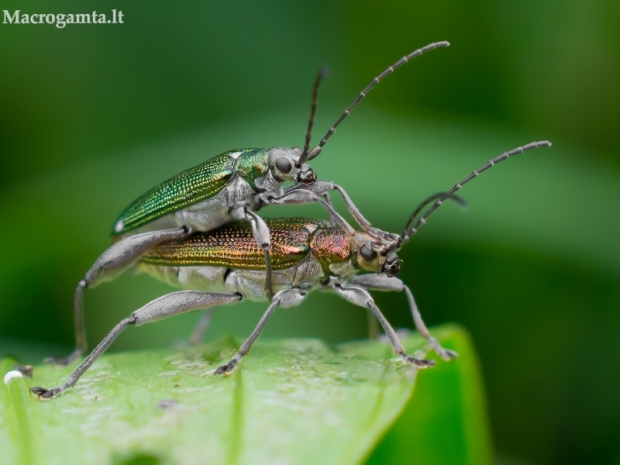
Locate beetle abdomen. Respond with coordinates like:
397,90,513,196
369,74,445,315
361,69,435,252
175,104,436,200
140,217,326,270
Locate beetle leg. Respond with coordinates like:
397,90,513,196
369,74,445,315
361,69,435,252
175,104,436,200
283,181,372,230
268,189,357,235
366,308,380,340
351,274,458,361
214,288,307,375
188,308,216,346
332,282,435,368
320,192,338,227
231,207,274,301
45,227,189,366
31,291,241,400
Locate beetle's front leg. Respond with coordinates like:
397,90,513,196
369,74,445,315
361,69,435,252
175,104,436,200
319,192,339,227
230,206,274,301
331,282,434,368
265,189,357,235
283,181,372,230
46,227,190,366
351,274,458,361
31,290,241,400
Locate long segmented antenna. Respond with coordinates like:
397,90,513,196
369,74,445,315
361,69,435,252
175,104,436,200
399,141,552,245
306,41,450,161
299,67,329,165
400,192,467,240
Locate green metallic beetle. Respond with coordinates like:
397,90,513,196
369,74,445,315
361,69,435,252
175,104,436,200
32,141,551,399
49,41,452,365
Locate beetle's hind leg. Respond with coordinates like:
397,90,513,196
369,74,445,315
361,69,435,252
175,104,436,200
45,227,189,366
31,290,241,400
45,280,89,366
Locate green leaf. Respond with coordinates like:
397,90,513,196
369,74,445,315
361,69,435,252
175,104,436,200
0,325,490,465
366,326,492,465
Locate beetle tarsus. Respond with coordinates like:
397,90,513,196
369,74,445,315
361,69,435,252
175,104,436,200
425,335,459,361
401,354,436,368
436,346,459,361
30,386,61,400
44,348,82,366
214,359,238,375
13,363,33,377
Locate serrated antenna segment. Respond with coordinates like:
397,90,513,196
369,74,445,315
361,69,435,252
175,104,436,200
299,67,329,165
308,41,450,160
402,140,552,243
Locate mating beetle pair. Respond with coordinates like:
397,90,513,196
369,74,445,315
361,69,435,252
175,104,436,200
31,42,551,399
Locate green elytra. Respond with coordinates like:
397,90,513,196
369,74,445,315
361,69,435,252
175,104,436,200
113,148,269,235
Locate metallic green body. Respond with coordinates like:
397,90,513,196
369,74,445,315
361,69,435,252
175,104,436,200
112,148,270,235
140,217,331,270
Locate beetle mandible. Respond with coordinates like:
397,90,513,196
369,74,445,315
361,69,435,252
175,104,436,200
50,41,452,366
31,141,551,399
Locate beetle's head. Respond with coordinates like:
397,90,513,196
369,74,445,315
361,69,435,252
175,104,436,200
352,230,402,277
268,147,316,185
330,193,466,279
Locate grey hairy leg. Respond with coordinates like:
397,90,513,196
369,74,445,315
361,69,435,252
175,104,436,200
332,283,435,368
188,308,216,346
268,189,356,235
31,291,241,400
282,181,371,230
48,227,189,366
230,206,274,301
351,274,458,360
366,308,380,340
214,288,307,375
321,192,338,227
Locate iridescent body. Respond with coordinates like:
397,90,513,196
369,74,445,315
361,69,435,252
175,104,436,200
30,39,551,401
138,217,353,301
50,42,451,367
141,218,318,269
31,140,551,400
110,41,454,239
112,148,279,236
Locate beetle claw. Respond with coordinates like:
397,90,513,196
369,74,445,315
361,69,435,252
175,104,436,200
44,356,72,366
44,349,82,367
402,354,435,368
30,386,60,400
442,349,459,360
214,360,238,375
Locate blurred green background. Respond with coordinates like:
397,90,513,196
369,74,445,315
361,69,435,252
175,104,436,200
1,1,619,464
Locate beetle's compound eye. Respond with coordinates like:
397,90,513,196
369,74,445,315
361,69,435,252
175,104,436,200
297,168,316,184
382,257,401,277
360,244,377,261
275,157,293,174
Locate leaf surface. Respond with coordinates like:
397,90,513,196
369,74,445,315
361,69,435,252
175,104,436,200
1,326,490,465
